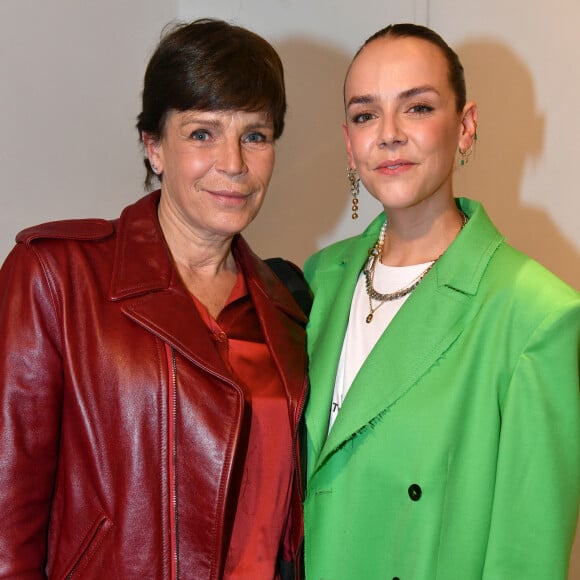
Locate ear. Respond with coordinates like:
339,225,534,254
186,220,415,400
342,122,356,169
458,101,478,151
141,132,163,173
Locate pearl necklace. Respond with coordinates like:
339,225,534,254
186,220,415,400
363,212,468,323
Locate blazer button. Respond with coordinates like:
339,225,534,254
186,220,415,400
408,483,422,501
393,577,401,580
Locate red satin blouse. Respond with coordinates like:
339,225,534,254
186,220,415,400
192,271,292,580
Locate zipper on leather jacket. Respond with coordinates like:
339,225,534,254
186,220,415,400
165,344,179,580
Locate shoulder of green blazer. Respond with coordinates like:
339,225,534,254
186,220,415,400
303,196,580,474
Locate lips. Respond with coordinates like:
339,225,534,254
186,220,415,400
208,189,250,199
375,159,415,174
378,159,413,169
206,188,253,208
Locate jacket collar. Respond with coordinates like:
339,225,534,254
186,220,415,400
436,197,505,296
109,191,172,300
322,198,503,296
107,191,306,408
108,190,308,318
307,198,505,475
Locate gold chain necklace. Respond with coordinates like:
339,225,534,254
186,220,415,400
363,212,468,324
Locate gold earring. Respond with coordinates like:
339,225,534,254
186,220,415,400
347,167,360,219
458,145,473,166
459,127,478,166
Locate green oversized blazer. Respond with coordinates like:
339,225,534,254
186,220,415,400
303,198,580,580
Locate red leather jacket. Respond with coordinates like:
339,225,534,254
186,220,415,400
0,192,307,579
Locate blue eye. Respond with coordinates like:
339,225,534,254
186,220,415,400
245,132,268,144
190,129,210,141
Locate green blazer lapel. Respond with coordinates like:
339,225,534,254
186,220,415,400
315,198,505,471
320,265,472,467
305,218,383,472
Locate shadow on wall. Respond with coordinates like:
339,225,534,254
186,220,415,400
244,37,352,267
454,38,580,291
455,41,580,576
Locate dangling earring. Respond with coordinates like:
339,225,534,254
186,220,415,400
458,145,473,166
459,127,478,166
347,167,360,219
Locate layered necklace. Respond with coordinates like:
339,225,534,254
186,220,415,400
363,212,468,323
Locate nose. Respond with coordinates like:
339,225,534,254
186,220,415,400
215,137,247,176
377,112,406,148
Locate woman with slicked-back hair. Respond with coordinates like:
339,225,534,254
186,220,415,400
303,23,580,580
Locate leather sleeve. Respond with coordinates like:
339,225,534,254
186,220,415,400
0,242,64,577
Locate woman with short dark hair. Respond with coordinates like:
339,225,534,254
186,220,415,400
0,18,306,579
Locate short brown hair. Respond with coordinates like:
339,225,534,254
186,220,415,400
137,18,286,188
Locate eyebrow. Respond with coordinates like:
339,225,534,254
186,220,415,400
179,116,221,129
346,85,440,109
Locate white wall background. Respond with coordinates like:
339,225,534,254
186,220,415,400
0,0,176,257
0,0,578,575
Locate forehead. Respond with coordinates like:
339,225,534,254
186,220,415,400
345,36,450,98
166,108,273,127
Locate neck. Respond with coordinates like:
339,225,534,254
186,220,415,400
381,203,466,267
157,199,236,278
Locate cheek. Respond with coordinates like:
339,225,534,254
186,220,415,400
347,132,373,165
418,122,459,159
253,151,276,186
168,149,214,182
415,123,442,149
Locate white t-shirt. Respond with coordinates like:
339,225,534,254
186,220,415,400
328,259,434,432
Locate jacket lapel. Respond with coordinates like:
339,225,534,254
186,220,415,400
305,219,381,472
319,263,472,468
311,199,504,473
122,288,234,379
108,192,236,382
235,237,308,416
107,192,308,395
